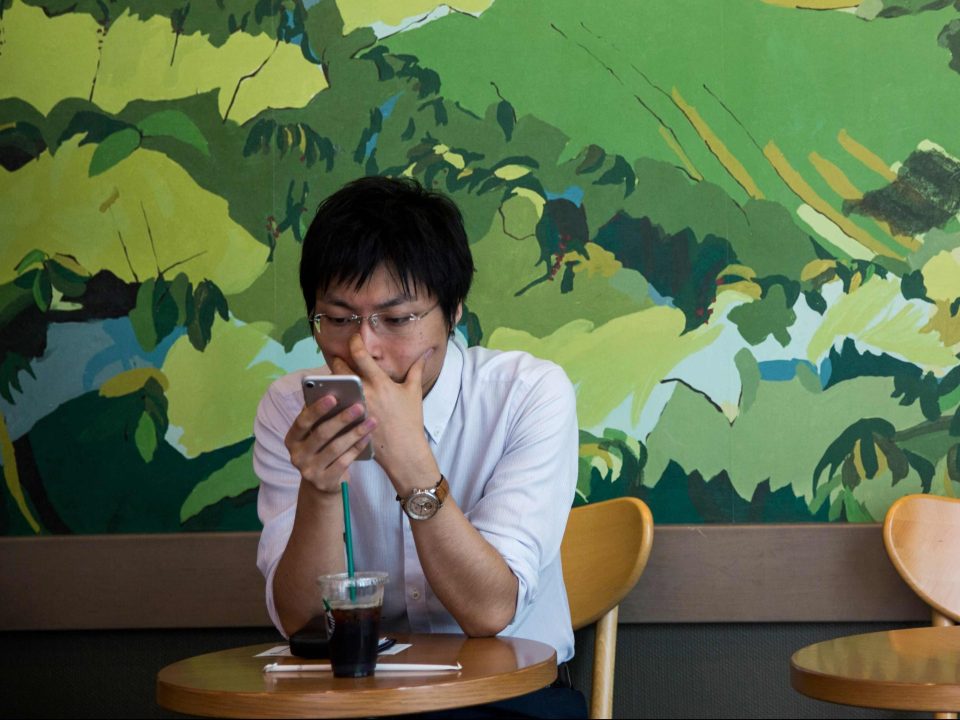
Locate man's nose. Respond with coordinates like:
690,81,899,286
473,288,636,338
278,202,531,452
356,318,382,356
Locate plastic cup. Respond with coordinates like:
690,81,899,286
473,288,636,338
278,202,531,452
317,571,388,677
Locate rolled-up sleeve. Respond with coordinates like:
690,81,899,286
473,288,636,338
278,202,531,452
463,363,578,624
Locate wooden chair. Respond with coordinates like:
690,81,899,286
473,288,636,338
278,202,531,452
560,497,654,719
883,493,960,720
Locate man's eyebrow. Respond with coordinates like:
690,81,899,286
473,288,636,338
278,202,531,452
322,294,415,311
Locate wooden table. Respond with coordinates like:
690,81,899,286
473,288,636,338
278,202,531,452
156,633,557,718
790,625,960,713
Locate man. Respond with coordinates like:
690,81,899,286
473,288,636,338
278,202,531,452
254,176,585,717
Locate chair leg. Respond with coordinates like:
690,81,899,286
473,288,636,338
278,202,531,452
591,605,619,719
931,609,954,627
931,611,957,718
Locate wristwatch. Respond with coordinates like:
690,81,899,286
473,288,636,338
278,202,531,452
397,475,449,521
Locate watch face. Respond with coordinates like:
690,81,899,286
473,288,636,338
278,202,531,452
407,491,438,519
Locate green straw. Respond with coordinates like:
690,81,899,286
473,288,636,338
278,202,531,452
340,481,356,600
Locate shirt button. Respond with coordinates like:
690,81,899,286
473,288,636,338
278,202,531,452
410,588,421,600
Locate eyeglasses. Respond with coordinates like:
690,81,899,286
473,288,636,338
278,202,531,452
309,303,440,338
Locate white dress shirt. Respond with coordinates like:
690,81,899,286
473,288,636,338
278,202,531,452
254,336,578,662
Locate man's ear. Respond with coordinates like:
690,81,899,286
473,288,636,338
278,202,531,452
454,302,463,326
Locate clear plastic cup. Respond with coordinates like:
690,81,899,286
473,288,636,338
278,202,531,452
317,571,389,677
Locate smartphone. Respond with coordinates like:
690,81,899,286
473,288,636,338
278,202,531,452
301,374,374,461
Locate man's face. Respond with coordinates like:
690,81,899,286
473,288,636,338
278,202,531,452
312,265,458,396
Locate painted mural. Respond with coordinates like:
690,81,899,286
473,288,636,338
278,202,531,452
2,0,959,535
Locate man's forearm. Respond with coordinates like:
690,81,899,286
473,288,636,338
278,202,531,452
410,497,519,636
272,483,346,636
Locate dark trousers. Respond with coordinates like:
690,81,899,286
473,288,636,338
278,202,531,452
394,663,588,719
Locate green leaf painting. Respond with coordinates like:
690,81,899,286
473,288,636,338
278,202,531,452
2,0,960,535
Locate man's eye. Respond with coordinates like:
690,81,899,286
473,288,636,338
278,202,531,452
383,314,415,327
325,316,354,326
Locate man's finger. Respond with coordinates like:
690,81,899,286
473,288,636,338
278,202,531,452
348,333,386,380
405,347,432,388
328,356,352,375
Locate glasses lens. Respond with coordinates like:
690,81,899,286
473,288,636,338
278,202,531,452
375,313,418,336
312,314,357,336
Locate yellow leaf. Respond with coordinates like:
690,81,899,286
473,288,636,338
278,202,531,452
800,259,837,282
494,164,533,181
99,368,169,397
718,280,763,300
716,264,757,280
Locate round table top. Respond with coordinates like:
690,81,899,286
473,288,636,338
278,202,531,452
156,633,558,718
790,625,960,713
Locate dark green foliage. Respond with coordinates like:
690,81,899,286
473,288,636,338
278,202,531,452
939,18,960,73
457,305,483,347
594,154,636,196
824,338,921,392
180,487,261,531
903,450,935,491
576,429,647,508
593,213,734,330
20,387,255,533
576,145,606,175
0,121,47,171
813,417,897,492
187,280,230,350
844,149,960,236
901,269,930,302
636,462,829,523
496,100,516,142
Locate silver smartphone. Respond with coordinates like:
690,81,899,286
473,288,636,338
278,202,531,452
301,374,374,461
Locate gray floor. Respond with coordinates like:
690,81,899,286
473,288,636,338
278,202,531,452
0,622,929,718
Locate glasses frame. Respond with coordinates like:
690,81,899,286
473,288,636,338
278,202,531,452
308,303,440,337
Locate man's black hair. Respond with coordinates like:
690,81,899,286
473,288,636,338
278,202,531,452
299,176,475,330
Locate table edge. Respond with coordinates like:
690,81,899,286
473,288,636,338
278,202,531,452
156,638,558,719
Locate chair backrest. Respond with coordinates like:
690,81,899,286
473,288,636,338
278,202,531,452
883,493,960,626
561,496,654,719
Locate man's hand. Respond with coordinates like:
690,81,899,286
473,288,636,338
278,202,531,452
284,391,378,494
328,333,438,494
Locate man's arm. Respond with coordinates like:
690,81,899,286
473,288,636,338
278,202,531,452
270,484,345,636
255,380,379,636
332,335,572,636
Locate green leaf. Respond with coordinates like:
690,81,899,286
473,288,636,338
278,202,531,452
168,272,194,326
876,436,909,484
496,99,515,142
130,279,159,351
575,145,606,175
919,372,942,421
134,411,158,463
595,155,636,196
137,110,210,156
841,454,860,489
904,450,935,492
31,270,51,311
88,127,141,177
179,449,259,523
948,445,960,484
812,417,896,493
951,405,960,437
45,258,88,297
129,278,178,352
15,249,46,274
188,280,228,350
859,431,879,479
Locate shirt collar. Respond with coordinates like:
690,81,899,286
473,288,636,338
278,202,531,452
422,336,463,445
